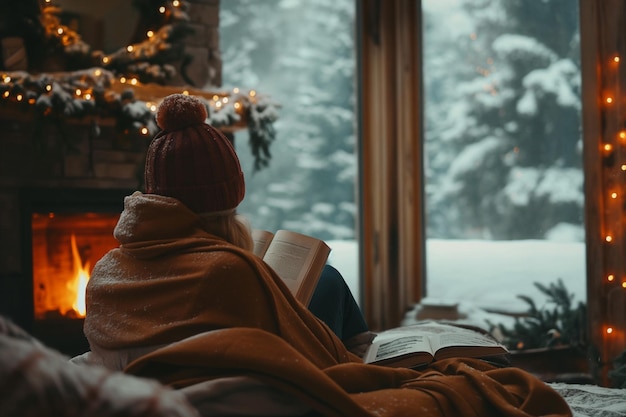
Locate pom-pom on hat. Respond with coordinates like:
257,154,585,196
144,94,245,213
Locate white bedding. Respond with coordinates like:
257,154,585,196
550,383,626,417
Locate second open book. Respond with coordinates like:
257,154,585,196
252,229,330,306
363,321,509,368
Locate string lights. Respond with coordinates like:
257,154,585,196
0,69,261,138
595,47,626,384
0,0,277,154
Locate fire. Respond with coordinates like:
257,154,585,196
67,234,90,317
32,213,118,320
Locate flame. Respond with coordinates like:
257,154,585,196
67,234,90,317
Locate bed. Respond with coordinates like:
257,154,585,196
1,315,625,417
549,383,626,417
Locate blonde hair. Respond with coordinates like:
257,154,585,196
197,209,254,251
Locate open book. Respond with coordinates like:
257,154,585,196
252,229,331,306
363,321,509,368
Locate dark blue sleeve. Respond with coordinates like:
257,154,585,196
308,264,369,340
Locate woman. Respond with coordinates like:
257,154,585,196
82,94,572,417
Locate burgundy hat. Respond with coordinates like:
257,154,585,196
144,94,245,213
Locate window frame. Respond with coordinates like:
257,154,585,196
357,0,425,331
357,1,625,388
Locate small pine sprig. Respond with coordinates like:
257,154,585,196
489,278,587,351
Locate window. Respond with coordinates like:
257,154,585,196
422,0,585,314
219,0,360,298
220,0,586,328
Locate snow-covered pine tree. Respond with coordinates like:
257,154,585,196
221,0,357,240
425,0,582,240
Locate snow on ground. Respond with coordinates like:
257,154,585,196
327,238,586,329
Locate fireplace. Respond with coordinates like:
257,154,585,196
18,187,131,356
32,212,119,320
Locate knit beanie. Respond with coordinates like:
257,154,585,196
144,94,245,213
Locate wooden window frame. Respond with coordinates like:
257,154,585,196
580,0,626,385
358,2,626,386
356,0,424,331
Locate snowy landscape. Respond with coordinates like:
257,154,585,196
327,238,586,330
222,0,586,333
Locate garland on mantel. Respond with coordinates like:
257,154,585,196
0,0,277,171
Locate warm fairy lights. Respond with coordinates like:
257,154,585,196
2,65,259,139
0,1,275,156
597,52,626,377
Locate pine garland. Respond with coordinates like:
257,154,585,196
0,0,277,170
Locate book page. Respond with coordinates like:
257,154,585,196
364,334,433,365
251,229,274,258
363,321,508,367
261,230,330,305
423,323,503,350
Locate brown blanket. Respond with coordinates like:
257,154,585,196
126,327,571,417
84,193,572,417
